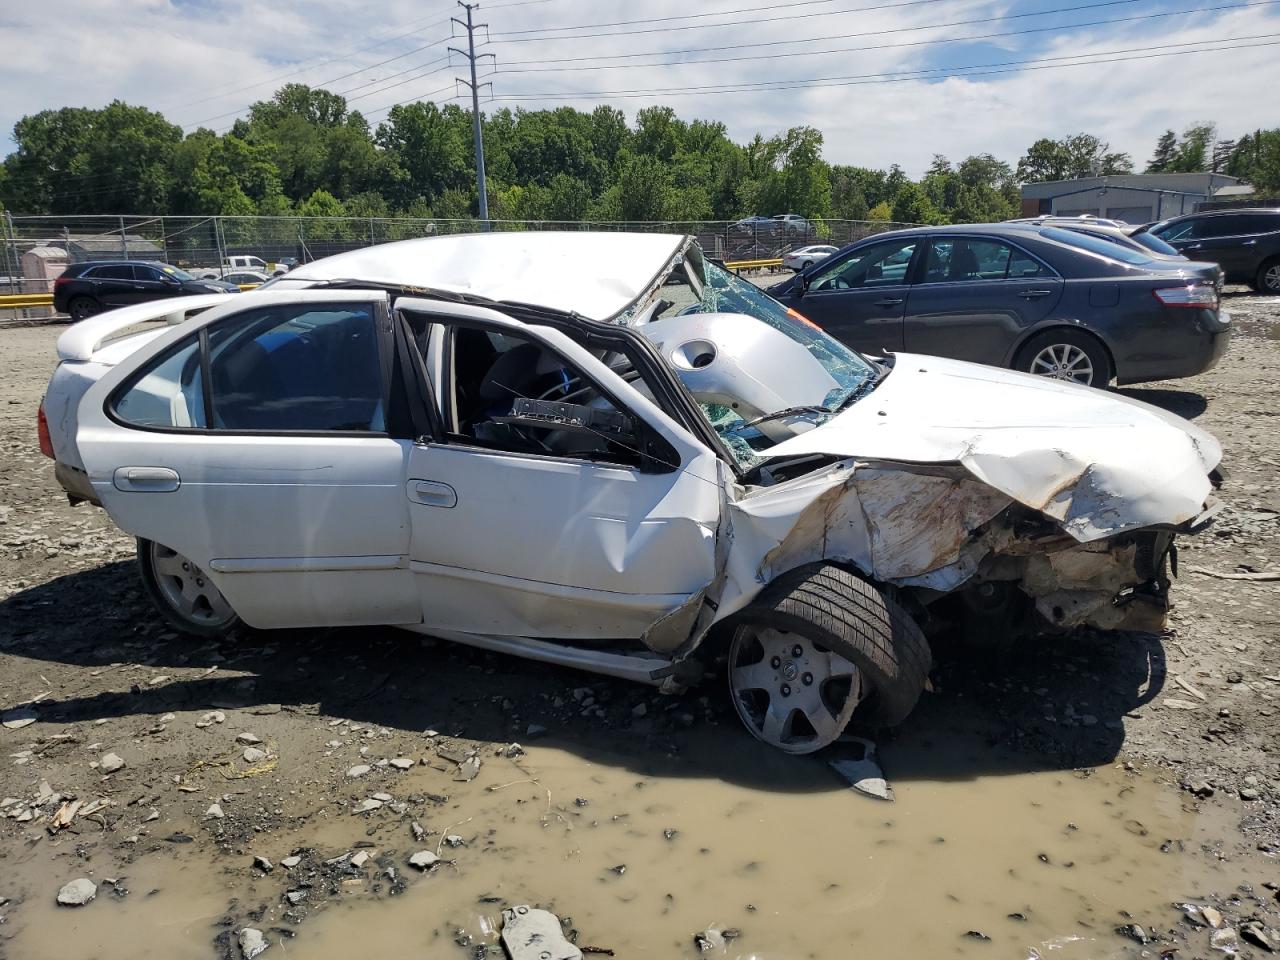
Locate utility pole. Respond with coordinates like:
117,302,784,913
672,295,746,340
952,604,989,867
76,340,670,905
450,2,495,226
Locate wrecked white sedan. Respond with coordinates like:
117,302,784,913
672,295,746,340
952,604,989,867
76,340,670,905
40,232,1222,754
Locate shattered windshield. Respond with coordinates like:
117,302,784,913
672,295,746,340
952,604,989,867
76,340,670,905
641,256,878,470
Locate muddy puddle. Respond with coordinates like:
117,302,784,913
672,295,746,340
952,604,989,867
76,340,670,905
1226,294,1280,340
3,725,1257,960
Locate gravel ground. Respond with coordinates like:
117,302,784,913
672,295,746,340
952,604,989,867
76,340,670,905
2,291,1280,957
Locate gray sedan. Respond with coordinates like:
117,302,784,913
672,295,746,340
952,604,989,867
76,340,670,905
768,223,1229,387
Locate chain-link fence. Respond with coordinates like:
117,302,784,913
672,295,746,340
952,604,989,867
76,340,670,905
0,213,918,294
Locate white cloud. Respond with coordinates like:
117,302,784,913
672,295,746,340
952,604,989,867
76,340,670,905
2,0,1277,176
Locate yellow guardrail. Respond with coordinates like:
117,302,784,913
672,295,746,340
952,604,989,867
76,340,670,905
724,257,784,270
238,283,261,291
0,293,54,309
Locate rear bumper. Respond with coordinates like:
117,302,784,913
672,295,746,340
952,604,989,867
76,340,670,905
54,460,100,506
1114,309,1231,385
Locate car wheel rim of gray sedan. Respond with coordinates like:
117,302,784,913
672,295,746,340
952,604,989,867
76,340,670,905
729,625,863,754
1266,264,1280,291
1030,344,1094,384
150,542,234,626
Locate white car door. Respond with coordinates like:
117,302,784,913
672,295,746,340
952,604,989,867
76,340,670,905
76,289,421,629
395,298,724,647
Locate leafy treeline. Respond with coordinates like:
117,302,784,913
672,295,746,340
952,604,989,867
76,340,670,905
2,85,1277,224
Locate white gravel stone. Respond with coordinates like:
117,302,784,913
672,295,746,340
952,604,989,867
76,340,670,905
56,878,97,906
99,752,126,774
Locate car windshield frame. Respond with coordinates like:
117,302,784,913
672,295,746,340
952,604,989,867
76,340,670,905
156,264,196,281
640,257,879,470
1038,226,1154,266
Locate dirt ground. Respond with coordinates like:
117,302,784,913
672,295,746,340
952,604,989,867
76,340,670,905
3,292,1280,959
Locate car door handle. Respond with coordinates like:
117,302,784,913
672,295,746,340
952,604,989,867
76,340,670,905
1186,243,1203,250
874,297,904,306
113,466,180,492
407,479,457,508
1020,289,1054,299
1242,239,1257,246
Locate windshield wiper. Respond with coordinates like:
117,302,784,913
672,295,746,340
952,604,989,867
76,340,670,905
740,405,833,430
834,366,887,413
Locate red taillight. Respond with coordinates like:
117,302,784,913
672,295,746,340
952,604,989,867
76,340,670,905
1153,284,1219,309
53,275,72,289
37,400,55,459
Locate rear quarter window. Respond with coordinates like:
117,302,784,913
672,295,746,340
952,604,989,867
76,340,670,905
1039,227,1152,265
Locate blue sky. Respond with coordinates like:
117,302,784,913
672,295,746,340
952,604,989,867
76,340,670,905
2,0,1278,175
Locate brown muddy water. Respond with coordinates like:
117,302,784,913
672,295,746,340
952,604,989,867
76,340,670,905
4,727,1254,960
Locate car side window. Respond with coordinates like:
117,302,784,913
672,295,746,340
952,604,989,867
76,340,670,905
810,240,917,291
113,336,207,428
91,265,135,280
1156,220,1195,242
1239,213,1280,235
445,324,642,468
111,303,386,433
922,239,1037,283
1195,216,1247,239
206,305,385,432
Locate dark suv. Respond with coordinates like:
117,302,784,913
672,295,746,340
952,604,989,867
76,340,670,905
1144,208,1280,294
53,262,239,320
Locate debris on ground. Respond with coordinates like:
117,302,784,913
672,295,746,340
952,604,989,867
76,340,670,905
829,738,893,801
238,927,269,959
501,905,583,960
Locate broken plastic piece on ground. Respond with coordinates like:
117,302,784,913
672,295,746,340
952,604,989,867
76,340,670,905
829,736,894,801
501,905,583,960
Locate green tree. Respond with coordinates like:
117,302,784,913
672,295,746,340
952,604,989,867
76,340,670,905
3,102,181,214
1017,134,1132,182
890,182,943,224
1146,130,1178,173
1166,122,1215,173
1226,129,1280,194
615,153,675,221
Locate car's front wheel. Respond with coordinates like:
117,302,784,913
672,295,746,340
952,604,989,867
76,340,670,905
1015,328,1113,387
68,296,100,322
727,564,931,754
137,539,240,639
1256,258,1280,295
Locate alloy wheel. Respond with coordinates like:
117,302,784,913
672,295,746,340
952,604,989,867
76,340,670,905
148,542,234,627
728,625,864,754
1265,263,1280,293
1029,343,1094,385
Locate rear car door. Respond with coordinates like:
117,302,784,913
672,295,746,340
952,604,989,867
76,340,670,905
1178,215,1257,281
394,298,722,645
903,236,1063,365
789,236,920,355
75,289,422,629
89,264,142,308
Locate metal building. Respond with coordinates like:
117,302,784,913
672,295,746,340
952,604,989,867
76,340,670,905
1019,172,1252,224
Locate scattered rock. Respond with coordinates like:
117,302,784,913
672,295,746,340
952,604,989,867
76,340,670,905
253,855,273,873
236,732,262,745
1242,787,1262,801
408,850,439,870
505,743,525,758
346,764,371,778
694,928,726,952
1189,780,1215,798
1116,923,1150,944
442,835,465,848
389,758,414,770
56,878,97,906
525,723,547,739
99,752,126,774
501,905,582,960
354,798,383,814
631,703,648,719
1241,922,1275,952
285,889,307,906
1210,927,1239,953
196,711,225,728
239,927,269,959
454,756,481,782
242,747,267,764
281,856,301,869
350,850,371,868
205,803,225,819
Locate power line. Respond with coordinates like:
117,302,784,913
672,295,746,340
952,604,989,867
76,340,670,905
488,0,949,37
496,0,1280,72
486,33,1280,101
487,0,1142,43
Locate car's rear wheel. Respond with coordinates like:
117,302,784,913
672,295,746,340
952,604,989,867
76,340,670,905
1257,258,1280,295
727,563,931,754
137,539,240,639
1015,328,1113,387
68,296,100,322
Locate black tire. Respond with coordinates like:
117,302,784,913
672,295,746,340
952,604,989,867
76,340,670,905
737,563,931,730
1014,327,1113,387
137,538,241,640
801,260,813,270
1257,258,1280,295
68,296,100,322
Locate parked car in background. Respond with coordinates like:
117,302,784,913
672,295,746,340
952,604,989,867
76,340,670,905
224,255,270,272
1142,208,1280,294
220,270,272,287
730,216,777,236
39,232,1223,754
772,213,811,236
769,224,1228,387
1012,216,1213,280
782,244,838,272
53,262,240,321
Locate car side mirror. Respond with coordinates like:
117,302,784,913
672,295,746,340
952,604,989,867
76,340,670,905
796,272,812,297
